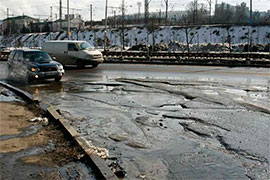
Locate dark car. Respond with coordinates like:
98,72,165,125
7,49,65,82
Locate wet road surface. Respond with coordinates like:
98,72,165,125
1,62,270,179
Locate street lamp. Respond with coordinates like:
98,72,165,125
67,0,71,40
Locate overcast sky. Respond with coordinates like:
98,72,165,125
0,0,269,21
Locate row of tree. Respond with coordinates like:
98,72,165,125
105,1,269,27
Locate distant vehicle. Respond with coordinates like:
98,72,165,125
7,49,65,82
42,40,104,68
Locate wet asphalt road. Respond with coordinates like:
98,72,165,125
1,62,270,179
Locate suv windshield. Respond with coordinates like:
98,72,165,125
24,51,52,63
80,42,94,50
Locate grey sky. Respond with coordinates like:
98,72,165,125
0,0,269,21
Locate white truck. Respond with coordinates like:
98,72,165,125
42,40,103,68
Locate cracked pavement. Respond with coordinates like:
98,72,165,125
1,62,270,179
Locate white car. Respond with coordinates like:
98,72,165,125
42,40,104,68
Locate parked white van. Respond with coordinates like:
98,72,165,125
42,41,103,68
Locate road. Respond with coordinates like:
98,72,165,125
1,62,270,179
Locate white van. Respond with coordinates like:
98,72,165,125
42,40,103,68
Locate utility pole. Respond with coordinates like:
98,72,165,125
159,9,162,25
7,8,10,35
249,0,253,56
113,10,116,27
67,0,71,40
60,0,62,29
104,0,108,51
164,0,169,26
121,0,125,50
90,4,93,28
5,8,14,35
137,2,142,24
207,0,212,24
214,0,218,23
144,0,150,25
250,0,252,24
193,0,198,24
50,6,53,21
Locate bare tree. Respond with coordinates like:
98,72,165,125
186,1,208,25
146,15,159,50
180,26,195,53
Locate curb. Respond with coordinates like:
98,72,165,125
0,81,39,102
0,81,118,180
47,106,118,180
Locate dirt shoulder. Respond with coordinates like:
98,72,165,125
0,95,95,179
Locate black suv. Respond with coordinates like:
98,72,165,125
7,49,65,82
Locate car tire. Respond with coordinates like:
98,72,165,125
55,76,62,82
77,59,85,69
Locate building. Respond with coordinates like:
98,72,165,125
1,14,85,35
214,2,270,23
214,2,249,22
52,14,85,32
2,15,38,35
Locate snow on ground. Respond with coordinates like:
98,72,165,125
0,25,269,48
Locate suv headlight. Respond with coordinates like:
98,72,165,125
31,67,40,72
57,64,63,70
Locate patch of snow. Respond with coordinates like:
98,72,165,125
0,25,269,48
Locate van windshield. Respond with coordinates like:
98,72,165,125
80,42,94,50
24,51,52,63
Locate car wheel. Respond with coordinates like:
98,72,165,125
55,76,62,82
77,60,85,69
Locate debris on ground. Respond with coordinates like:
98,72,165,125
84,139,109,159
28,117,49,126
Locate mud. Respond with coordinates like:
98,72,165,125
0,89,96,180
0,102,36,136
